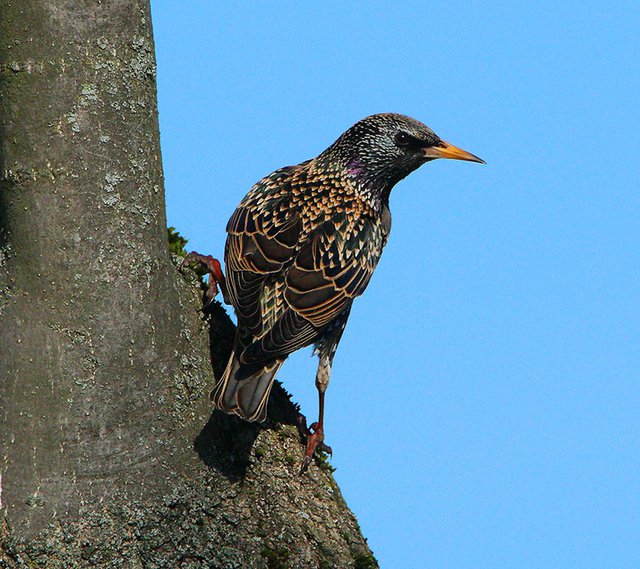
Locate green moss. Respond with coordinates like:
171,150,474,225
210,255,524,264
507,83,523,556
167,226,188,257
261,545,290,569
353,551,379,569
315,449,336,473
167,226,208,280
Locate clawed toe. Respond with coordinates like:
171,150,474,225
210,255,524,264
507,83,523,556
181,251,227,306
299,421,331,474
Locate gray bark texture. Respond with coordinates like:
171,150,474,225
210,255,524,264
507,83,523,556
0,1,378,567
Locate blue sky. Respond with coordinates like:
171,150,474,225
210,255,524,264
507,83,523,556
151,2,640,567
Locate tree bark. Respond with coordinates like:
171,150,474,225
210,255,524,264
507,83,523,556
0,2,377,567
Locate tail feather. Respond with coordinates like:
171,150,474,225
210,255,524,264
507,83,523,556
212,348,283,423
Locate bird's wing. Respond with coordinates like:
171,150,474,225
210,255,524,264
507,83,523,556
224,165,304,336
285,214,382,328
239,213,384,365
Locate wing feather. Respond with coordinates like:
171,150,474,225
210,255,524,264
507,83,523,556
284,217,383,328
224,165,303,335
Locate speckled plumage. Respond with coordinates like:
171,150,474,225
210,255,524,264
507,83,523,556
212,113,483,433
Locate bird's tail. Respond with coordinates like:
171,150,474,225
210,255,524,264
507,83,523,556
211,342,284,423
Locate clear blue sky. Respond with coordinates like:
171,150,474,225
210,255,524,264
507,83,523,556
151,2,640,567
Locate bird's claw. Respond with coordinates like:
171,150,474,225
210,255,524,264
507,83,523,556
299,455,313,474
299,421,331,474
180,251,227,307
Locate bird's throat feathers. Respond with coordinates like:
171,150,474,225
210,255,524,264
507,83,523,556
315,120,426,207
314,153,416,211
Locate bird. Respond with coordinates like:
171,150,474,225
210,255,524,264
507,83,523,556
186,113,484,472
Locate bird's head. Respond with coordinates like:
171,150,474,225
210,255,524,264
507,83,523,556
319,113,484,199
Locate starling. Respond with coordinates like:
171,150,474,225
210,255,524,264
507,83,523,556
187,113,483,472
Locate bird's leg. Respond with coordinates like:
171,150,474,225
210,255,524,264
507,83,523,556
300,357,333,474
181,251,227,306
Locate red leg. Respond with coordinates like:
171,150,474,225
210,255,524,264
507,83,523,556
181,251,227,305
299,372,332,474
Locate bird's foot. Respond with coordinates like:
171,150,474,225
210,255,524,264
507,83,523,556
181,251,227,307
298,420,332,474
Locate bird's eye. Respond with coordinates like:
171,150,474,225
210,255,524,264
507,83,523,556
394,132,411,147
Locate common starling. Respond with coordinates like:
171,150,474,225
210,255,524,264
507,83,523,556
187,113,483,472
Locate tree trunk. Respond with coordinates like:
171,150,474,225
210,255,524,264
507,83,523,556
0,2,377,567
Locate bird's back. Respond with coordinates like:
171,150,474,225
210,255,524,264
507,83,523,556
224,159,390,351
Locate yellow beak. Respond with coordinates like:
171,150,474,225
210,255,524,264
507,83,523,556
423,140,485,164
